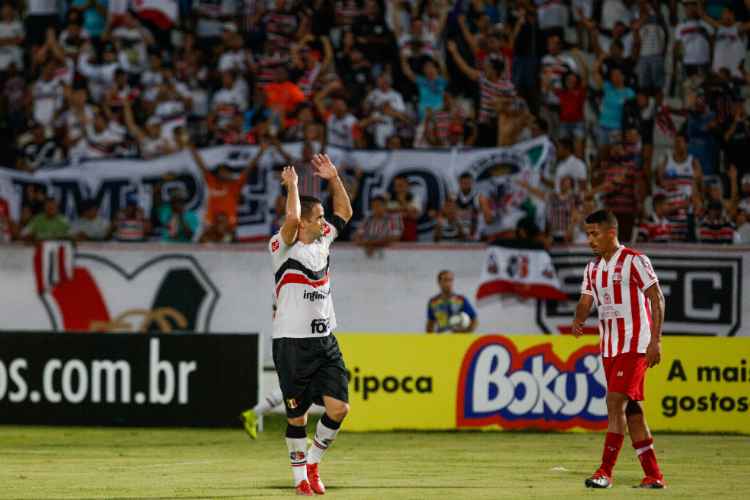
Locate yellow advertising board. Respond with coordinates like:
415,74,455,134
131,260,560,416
336,334,750,434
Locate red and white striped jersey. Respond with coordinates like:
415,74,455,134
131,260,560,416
580,246,658,358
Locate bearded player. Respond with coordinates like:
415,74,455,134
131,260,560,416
572,210,666,489
269,154,352,496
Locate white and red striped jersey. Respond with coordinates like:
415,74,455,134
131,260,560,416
270,217,345,339
580,246,658,358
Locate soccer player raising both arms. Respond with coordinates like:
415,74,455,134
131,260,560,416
572,210,666,489
269,154,353,496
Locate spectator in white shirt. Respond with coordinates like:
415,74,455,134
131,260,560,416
362,73,409,149
0,4,24,71
701,6,750,79
552,137,588,193
32,61,64,125
674,1,713,79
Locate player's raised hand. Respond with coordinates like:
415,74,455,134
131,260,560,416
311,154,338,180
281,165,298,187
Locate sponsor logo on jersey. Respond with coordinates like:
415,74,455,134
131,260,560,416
303,289,330,302
456,336,608,430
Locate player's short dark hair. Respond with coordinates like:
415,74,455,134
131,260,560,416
300,195,322,219
437,270,453,281
459,172,473,180
585,209,619,229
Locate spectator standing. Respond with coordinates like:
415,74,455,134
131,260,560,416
0,4,24,72
540,34,580,140
399,52,447,121
656,133,703,242
701,6,750,79
189,144,258,226
363,73,409,149
25,0,60,50
555,73,587,158
723,99,750,180
552,137,588,194
70,0,108,40
425,270,477,333
455,173,480,241
592,53,635,159
673,1,713,84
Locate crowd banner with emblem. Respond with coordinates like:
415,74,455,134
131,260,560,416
0,244,746,368
336,334,750,433
0,138,554,241
477,241,567,302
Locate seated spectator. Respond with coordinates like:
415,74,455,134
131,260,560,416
697,200,737,244
433,197,470,242
637,194,674,243
387,175,421,242
735,208,750,244
82,108,126,159
354,195,403,257
0,196,17,242
156,187,199,243
113,194,151,242
208,71,247,140
70,200,110,241
21,196,70,242
32,61,65,126
199,212,237,243
656,133,703,241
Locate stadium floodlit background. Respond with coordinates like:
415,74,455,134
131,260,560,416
1,0,749,498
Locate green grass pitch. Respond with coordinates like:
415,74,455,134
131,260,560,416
2,417,749,499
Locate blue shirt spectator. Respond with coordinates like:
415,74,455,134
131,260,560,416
71,0,108,39
426,270,478,333
599,81,635,130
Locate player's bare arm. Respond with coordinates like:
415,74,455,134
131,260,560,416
280,166,300,245
311,154,353,223
572,293,594,338
644,283,665,367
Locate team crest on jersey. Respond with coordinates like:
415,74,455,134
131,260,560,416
271,239,280,252
456,336,607,430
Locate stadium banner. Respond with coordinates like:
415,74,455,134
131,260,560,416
336,334,750,434
476,241,567,302
0,137,553,241
0,332,260,426
0,243,747,368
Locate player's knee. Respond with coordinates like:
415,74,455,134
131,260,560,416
625,400,643,417
287,415,307,427
329,402,349,421
606,393,627,413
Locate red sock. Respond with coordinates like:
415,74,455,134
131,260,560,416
633,437,663,479
599,432,624,477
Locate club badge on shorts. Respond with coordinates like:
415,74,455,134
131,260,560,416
286,398,298,409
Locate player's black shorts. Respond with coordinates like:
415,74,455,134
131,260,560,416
272,335,349,419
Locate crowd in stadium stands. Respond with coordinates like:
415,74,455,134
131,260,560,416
1,0,750,246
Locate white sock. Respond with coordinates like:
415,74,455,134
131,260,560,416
308,414,341,465
253,388,284,416
286,436,308,485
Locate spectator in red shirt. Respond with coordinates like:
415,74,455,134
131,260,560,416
556,72,587,159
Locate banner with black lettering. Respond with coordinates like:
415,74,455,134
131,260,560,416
0,332,259,426
477,241,567,302
0,138,553,241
